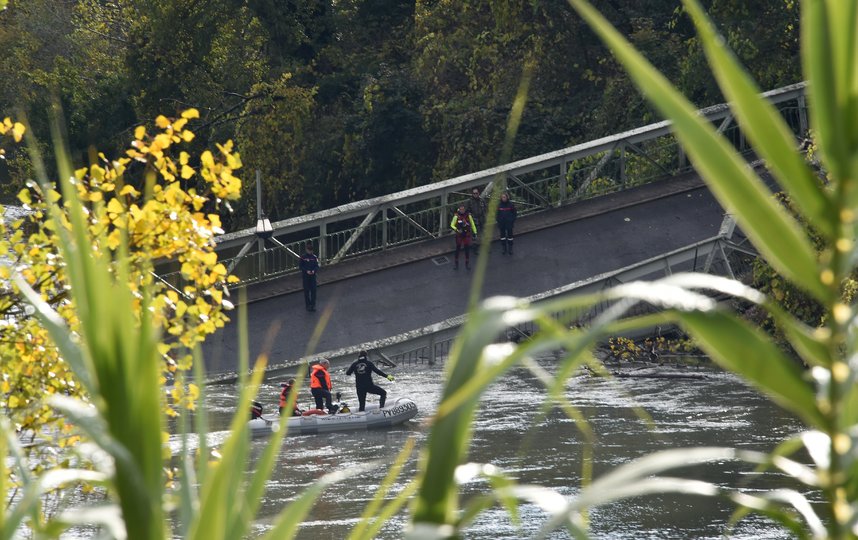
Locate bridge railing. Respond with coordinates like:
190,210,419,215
162,82,806,291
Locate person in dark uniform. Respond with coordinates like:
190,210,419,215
299,242,319,311
497,192,517,255
346,350,394,412
450,203,477,270
279,378,301,416
465,187,486,244
250,401,264,420
309,359,337,414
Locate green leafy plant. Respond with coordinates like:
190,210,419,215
0,117,366,539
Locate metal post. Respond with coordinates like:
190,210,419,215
439,192,448,236
319,222,327,262
256,170,265,279
797,94,809,136
559,161,567,206
382,206,388,250
619,145,627,187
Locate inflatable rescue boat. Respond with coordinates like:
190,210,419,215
249,396,418,437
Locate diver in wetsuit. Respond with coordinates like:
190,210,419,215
346,350,394,412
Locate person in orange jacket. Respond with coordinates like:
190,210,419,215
278,378,301,416
309,359,337,414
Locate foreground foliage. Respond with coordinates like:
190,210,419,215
408,0,858,538
4,0,858,538
0,112,240,438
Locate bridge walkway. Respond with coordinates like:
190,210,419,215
202,169,727,376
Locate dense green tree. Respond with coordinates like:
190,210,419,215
0,0,803,226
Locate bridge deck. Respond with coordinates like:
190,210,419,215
202,169,730,375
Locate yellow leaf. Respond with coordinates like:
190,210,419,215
106,230,121,250
181,108,200,119
12,122,25,142
107,198,124,215
179,151,190,165
155,115,171,129
17,188,31,205
202,252,217,266
120,185,139,197
181,165,195,179
8,395,19,408
134,125,146,140
181,130,195,143
200,150,214,169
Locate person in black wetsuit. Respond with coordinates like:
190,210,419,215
346,350,394,412
497,191,518,255
299,242,319,311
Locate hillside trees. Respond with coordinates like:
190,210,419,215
0,0,804,230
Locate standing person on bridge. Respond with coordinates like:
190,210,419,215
310,359,337,414
465,187,486,245
346,350,394,412
299,242,319,311
497,192,517,255
450,203,477,270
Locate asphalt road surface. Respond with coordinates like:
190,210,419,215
201,184,726,375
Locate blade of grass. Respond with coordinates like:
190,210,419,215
358,480,419,540
227,355,296,540
801,1,848,184
187,358,266,540
349,438,416,540
682,0,835,240
411,298,526,527
676,310,825,428
260,464,375,540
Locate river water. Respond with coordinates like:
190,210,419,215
202,360,808,539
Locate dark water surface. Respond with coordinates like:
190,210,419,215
201,361,807,539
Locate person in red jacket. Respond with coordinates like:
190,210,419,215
309,359,337,414
450,203,477,270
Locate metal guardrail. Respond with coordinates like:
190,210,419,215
207,217,760,383
160,83,807,291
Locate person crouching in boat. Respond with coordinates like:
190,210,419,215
346,350,394,412
309,359,338,414
250,401,264,421
279,378,302,416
